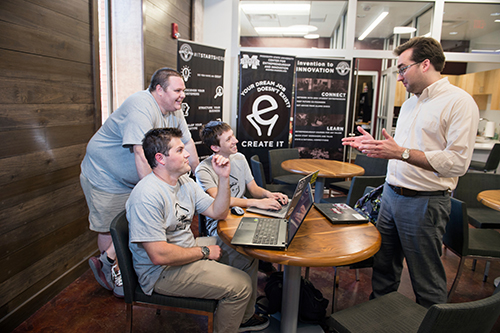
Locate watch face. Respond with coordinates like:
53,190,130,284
402,149,410,160
202,246,210,258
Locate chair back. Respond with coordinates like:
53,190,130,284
484,143,500,172
345,176,386,207
443,198,469,257
268,148,300,180
453,172,500,208
110,210,137,304
354,154,388,176
198,214,208,237
417,285,500,333
250,154,267,188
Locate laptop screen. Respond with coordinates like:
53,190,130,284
287,183,314,244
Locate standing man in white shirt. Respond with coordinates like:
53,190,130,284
342,37,479,307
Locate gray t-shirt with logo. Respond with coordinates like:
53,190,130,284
195,153,253,235
126,172,213,295
81,90,191,194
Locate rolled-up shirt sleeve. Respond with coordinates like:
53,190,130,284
425,96,479,178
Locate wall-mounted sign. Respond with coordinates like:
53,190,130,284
237,52,295,175
177,40,225,160
293,58,352,161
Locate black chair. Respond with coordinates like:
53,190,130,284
452,173,500,282
110,211,218,333
443,198,500,300
325,176,385,312
469,143,500,173
198,214,208,237
268,148,304,185
453,172,500,229
327,287,500,333
322,175,386,206
250,155,296,198
329,154,388,195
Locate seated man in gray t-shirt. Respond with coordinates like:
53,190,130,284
126,128,269,333
195,120,288,236
195,121,290,276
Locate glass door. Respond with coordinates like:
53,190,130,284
375,66,398,140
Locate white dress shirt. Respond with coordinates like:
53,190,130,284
386,77,479,191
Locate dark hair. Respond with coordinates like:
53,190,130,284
394,37,446,72
142,128,183,168
148,68,182,92
199,120,232,152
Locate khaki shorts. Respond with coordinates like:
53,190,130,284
80,174,130,233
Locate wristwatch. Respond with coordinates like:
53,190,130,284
401,148,410,162
201,246,210,260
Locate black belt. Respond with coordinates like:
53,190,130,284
388,184,451,197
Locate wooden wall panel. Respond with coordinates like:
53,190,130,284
143,0,192,87
0,20,91,64
0,147,85,188
0,104,94,130
0,49,92,83
0,0,99,330
0,199,88,259
0,230,96,320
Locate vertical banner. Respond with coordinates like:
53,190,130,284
237,52,295,178
293,58,351,161
177,40,225,159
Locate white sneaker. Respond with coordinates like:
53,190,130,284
111,263,124,298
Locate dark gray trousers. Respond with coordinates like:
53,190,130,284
371,183,451,308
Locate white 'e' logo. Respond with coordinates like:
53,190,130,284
246,95,279,136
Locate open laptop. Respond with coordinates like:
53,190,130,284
314,202,369,224
246,170,319,219
231,183,314,250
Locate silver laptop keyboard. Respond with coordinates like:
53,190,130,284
253,218,280,245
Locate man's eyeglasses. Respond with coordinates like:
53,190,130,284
398,61,422,76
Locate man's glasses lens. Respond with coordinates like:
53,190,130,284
398,62,422,76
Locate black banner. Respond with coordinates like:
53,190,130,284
177,40,225,159
293,58,352,161
237,52,295,176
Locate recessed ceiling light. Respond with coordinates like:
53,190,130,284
359,11,389,40
491,12,500,16
304,34,320,39
241,3,310,15
449,32,458,35
255,25,317,36
291,25,318,32
393,26,417,34
495,19,500,23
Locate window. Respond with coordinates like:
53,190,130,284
442,2,500,54
355,1,433,50
239,1,348,49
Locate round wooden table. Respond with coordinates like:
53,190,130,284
218,208,381,333
282,159,365,202
477,190,500,211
